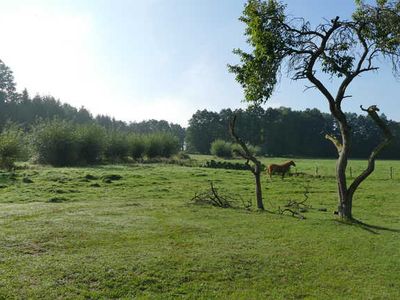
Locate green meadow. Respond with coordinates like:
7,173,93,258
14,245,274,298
0,157,399,299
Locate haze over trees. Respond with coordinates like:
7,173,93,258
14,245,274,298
0,59,185,167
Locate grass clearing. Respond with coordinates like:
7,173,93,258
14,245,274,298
0,157,399,299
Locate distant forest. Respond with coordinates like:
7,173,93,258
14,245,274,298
186,107,400,159
0,90,186,148
1,95,400,159
1,59,399,159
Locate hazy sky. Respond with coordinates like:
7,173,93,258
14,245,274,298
0,0,398,126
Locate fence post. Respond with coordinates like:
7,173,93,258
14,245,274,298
315,166,318,176
390,167,393,180
349,166,352,178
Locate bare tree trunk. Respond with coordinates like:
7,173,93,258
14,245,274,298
254,162,264,210
327,105,393,220
229,115,265,210
346,105,394,203
336,122,352,219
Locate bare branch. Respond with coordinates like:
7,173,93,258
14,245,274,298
303,85,317,92
325,134,343,153
229,115,264,210
229,115,258,169
335,26,378,105
305,17,340,106
348,105,393,197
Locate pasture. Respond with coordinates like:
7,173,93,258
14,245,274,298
0,157,399,299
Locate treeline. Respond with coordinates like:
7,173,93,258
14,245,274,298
0,120,181,169
0,91,185,149
0,59,185,168
2,59,399,161
186,107,400,159
0,59,185,147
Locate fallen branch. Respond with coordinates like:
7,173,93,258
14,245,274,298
278,207,306,219
190,181,252,210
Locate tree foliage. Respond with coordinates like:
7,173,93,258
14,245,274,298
230,0,400,105
210,139,233,158
0,124,24,170
0,59,16,103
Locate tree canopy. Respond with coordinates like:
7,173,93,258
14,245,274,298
229,0,400,107
0,59,16,103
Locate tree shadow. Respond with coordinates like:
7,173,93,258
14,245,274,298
335,218,400,235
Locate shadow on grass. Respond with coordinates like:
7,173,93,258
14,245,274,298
335,218,400,235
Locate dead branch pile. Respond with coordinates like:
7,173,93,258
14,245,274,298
278,186,311,219
190,182,251,210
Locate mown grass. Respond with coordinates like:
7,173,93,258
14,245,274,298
0,156,399,299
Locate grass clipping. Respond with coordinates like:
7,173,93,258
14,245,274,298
190,181,251,210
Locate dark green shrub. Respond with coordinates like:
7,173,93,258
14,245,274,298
232,143,262,157
30,119,79,166
127,134,146,160
76,124,106,164
0,125,23,170
104,131,129,161
176,151,191,160
160,133,180,158
145,133,179,158
210,139,233,158
203,159,255,171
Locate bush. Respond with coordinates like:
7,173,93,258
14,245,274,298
145,133,180,158
232,143,262,157
176,151,191,160
210,139,233,158
104,131,130,161
76,124,107,164
0,125,23,170
30,119,79,166
127,134,146,160
160,133,180,158
203,159,265,171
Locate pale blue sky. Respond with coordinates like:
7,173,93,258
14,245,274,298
0,0,398,126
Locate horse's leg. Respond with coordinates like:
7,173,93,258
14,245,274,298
267,168,272,180
281,171,285,180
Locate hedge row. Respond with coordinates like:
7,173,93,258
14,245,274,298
0,120,181,168
210,139,261,158
202,160,266,171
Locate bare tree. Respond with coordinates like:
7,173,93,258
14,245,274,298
229,0,399,219
229,115,264,210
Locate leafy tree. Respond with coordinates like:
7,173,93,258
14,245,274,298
229,0,399,219
127,134,146,160
0,59,16,103
74,107,93,124
210,139,233,158
128,120,185,150
186,110,230,153
76,124,107,164
30,119,80,166
0,124,23,170
144,133,180,158
104,131,130,161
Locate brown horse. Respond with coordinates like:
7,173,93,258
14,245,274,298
267,160,296,179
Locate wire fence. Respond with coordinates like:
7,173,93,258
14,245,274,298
292,165,396,180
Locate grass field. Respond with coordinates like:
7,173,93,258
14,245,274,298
0,156,399,299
